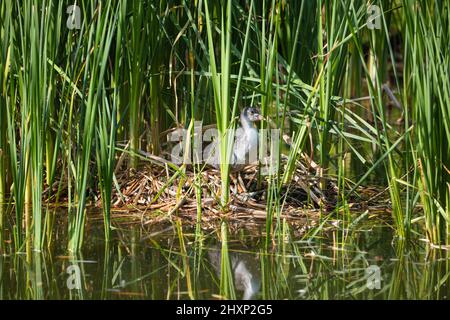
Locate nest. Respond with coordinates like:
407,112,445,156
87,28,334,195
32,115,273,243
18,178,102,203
101,152,354,232
40,151,388,234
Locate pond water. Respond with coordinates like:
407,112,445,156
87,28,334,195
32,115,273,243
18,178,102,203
0,214,448,300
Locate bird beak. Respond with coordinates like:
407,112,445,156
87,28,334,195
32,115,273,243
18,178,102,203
256,114,264,121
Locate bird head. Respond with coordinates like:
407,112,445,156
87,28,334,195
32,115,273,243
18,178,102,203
243,107,263,122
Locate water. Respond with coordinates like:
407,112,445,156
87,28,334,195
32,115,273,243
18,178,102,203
0,215,448,300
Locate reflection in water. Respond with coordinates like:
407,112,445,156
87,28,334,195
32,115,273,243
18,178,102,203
0,219,448,300
208,245,261,300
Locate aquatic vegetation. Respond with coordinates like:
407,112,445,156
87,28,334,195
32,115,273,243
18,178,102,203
0,0,448,262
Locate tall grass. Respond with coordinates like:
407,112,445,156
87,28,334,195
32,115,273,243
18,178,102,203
68,2,117,252
0,1,10,209
127,1,148,169
0,0,449,253
203,0,233,206
403,0,450,244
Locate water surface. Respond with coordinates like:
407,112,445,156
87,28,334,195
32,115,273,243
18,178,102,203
0,214,448,300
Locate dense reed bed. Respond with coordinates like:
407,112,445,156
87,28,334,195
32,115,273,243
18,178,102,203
0,0,449,254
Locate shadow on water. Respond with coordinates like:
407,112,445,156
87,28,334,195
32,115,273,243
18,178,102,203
0,209,449,300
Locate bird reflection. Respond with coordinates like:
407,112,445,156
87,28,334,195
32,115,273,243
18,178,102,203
207,245,261,300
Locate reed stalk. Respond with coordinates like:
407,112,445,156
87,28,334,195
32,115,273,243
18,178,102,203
69,1,116,252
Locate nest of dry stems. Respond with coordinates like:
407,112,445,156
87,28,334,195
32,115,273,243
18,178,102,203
39,149,388,233
101,152,386,232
